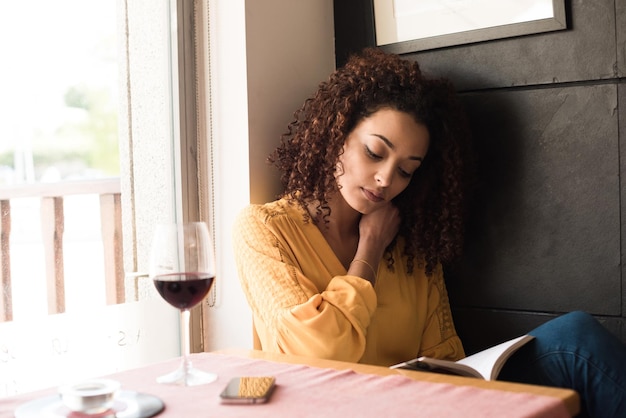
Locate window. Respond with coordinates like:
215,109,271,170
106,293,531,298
0,0,200,396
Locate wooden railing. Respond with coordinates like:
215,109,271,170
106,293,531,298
0,179,123,322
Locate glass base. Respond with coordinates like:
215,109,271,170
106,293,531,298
156,361,217,386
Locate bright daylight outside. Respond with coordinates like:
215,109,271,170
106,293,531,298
0,0,177,398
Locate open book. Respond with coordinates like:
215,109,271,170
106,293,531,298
390,334,534,380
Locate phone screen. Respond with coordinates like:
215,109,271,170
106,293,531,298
219,376,276,404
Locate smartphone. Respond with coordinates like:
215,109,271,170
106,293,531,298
219,376,276,404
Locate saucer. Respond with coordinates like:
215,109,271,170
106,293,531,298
14,390,164,418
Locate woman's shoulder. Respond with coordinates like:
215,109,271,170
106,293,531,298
236,197,306,228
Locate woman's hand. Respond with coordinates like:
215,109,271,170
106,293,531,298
359,203,400,253
348,203,401,285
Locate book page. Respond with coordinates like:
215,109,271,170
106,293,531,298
396,357,484,378
456,335,534,380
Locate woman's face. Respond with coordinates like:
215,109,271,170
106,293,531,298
336,108,430,214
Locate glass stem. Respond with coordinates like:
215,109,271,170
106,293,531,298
180,309,191,377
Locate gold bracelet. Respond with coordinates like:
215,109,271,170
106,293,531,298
351,259,377,279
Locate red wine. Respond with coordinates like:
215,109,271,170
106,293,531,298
153,273,215,309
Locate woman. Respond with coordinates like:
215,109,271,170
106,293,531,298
232,48,626,417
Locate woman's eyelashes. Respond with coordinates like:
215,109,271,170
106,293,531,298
364,145,381,160
398,168,412,178
364,145,414,179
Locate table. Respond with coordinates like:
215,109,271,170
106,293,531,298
2,349,579,418
226,348,580,416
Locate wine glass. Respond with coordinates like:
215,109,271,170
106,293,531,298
149,222,217,386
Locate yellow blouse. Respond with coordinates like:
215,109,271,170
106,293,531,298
232,198,465,366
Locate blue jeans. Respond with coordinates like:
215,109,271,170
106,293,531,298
499,311,626,418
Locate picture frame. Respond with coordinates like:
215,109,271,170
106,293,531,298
373,0,567,54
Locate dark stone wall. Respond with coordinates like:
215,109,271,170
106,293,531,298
334,0,625,355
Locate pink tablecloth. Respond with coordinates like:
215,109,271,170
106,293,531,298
1,352,570,418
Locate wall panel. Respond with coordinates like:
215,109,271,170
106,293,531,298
448,84,620,316
412,0,617,90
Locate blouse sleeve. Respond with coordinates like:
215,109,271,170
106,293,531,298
232,205,378,362
418,264,466,361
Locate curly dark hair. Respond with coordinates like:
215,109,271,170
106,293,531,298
268,48,474,275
